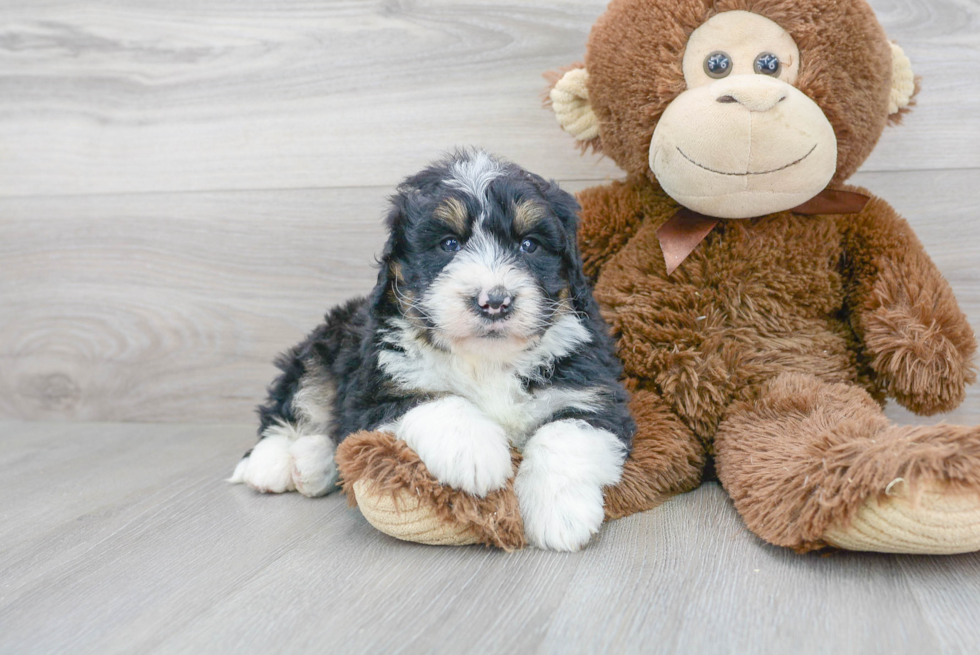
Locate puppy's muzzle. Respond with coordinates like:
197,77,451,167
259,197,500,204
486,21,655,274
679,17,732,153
473,286,513,321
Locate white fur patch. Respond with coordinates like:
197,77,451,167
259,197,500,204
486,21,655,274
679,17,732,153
289,434,338,498
395,396,513,497
447,150,501,209
378,313,596,442
234,429,295,494
228,457,248,484
515,419,627,551
229,422,338,498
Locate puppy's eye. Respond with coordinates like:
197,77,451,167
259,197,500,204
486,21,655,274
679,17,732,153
519,238,539,254
440,237,461,252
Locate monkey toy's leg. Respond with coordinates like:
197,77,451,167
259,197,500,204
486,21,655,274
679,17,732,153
336,431,526,549
714,372,980,554
336,384,706,549
603,384,707,519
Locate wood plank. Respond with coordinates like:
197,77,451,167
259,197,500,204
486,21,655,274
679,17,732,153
0,188,389,422
0,0,978,198
898,553,980,654
1,420,978,654
1,168,978,424
540,487,946,655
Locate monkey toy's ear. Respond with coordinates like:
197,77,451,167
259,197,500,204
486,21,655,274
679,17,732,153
888,43,917,119
547,65,601,150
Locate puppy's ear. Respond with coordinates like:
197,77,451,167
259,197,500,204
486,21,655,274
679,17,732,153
368,194,409,314
565,243,601,317
522,171,580,236
523,173,600,316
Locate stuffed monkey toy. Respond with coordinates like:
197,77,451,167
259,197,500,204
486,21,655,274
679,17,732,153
337,0,980,554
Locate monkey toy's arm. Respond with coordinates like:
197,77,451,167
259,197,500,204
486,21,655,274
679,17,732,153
842,193,977,415
575,175,670,282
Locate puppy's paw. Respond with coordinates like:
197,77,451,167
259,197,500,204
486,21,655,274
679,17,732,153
398,396,512,497
232,432,296,494
228,426,338,497
289,434,338,498
519,483,605,552
515,419,626,551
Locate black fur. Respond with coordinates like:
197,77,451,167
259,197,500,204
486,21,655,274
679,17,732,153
253,151,635,453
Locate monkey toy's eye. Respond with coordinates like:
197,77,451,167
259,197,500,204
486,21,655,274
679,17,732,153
519,238,539,254
754,53,781,76
703,52,732,79
440,237,461,252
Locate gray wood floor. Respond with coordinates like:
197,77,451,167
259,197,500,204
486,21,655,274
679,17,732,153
2,420,979,655
2,0,980,652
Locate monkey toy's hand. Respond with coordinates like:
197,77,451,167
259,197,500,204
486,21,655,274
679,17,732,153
861,258,977,416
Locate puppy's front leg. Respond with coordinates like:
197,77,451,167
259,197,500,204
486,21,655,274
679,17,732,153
396,396,513,497
515,419,627,551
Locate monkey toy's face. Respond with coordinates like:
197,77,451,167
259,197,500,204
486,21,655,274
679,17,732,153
650,11,837,218
549,0,916,220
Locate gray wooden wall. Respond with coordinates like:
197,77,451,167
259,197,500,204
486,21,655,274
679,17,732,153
2,0,978,425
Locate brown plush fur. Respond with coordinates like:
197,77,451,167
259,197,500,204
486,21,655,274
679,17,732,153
603,383,707,519
336,431,527,551
714,373,980,552
575,172,977,546
584,0,900,184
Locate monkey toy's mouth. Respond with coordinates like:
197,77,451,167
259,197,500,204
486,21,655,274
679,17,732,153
649,75,838,219
676,144,817,177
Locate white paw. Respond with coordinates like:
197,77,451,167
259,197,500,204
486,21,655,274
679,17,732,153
521,481,606,552
228,424,337,497
288,434,338,498
515,419,627,551
234,432,296,493
397,396,512,497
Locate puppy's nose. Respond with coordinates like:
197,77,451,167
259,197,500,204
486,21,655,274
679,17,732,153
476,286,513,318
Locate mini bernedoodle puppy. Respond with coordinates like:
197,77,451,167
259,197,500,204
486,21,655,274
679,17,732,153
230,150,635,551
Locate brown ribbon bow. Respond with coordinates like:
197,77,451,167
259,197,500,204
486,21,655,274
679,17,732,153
657,189,871,275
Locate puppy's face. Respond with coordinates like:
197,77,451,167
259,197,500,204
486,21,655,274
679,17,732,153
385,153,579,358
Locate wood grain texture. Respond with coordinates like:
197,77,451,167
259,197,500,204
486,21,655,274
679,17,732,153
2,169,977,423
0,0,978,198
0,419,978,655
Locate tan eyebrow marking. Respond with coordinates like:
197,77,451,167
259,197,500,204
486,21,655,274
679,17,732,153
514,200,547,234
433,197,468,233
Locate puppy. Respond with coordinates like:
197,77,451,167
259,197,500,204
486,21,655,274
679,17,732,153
229,150,634,551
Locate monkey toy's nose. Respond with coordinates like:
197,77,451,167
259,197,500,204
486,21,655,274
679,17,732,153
713,76,787,112
475,286,513,319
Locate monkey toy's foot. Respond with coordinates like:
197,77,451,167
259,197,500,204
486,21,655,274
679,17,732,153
714,374,980,554
335,431,527,550
824,477,980,555
817,422,980,555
